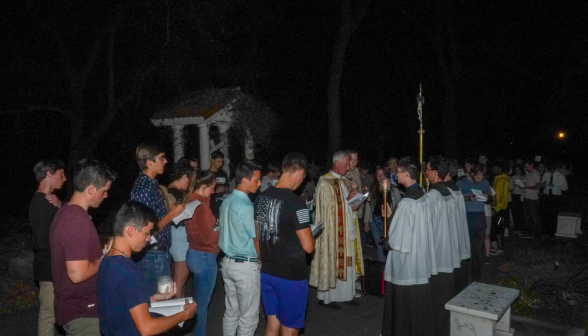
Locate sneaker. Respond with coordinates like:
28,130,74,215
354,291,362,298
490,250,504,256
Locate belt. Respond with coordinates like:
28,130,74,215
227,256,258,263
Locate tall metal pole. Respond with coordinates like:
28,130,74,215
417,84,425,187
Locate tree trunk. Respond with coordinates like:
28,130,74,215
327,0,352,157
327,0,371,159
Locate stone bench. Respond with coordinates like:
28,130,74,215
556,213,582,238
445,282,520,336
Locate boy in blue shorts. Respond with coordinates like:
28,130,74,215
254,153,315,336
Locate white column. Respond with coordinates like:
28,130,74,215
171,124,185,163
198,123,210,170
215,122,231,177
244,127,254,160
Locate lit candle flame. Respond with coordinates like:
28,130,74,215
381,178,391,191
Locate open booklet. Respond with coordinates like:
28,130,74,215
172,200,201,224
348,192,370,208
149,297,194,327
471,189,487,202
310,220,324,237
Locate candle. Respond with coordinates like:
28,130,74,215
381,178,391,192
157,276,173,294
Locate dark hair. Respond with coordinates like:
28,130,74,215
266,161,281,174
464,157,475,166
512,164,525,176
73,159,117,192
282,152,308,174
359,160,370,171
170,158,194,182
398,157,420,180
524,159,535,166
211,151,225,160
235,160,262,186
556,162,564,169
345,149,358,156
33,160,65,182
446,159,459,178
194,170,216,191
113,201,159,237
135,143,164,171
428,155,447,179
470,164,486,176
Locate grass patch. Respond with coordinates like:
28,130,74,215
482,234,588,327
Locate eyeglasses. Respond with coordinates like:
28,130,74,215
156,155,166,161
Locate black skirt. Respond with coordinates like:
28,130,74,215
382,281,435,336
430,272,455,336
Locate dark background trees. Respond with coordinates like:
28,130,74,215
2,0,587,218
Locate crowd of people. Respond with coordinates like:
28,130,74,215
28,144,572,336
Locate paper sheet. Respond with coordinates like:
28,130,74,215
310,220,324,237
472,189,487,202
514,179,525,188
172,200,201,224
149,298,193,327
348,192,369,208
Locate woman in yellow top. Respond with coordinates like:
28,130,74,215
491,163,511,254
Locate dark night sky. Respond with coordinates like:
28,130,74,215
2,0,587,217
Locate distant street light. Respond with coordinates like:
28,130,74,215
558,132,565,139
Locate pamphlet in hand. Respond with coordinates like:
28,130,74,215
471,189,487,202
514,179,525,188
172,200,201,224
310,220,325,237
149,298,193,327
348,192,370,208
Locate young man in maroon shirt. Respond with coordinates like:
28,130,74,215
50,160,116,335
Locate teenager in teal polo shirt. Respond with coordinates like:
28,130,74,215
219,160,262,336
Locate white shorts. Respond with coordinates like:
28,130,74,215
169,226,189,262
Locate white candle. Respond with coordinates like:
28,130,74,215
157,276,173,294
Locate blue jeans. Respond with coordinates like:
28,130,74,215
186,248,218,336
136,249,171,295
370,215,388,263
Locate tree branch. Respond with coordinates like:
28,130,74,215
0,105,70,117
351,0,371,33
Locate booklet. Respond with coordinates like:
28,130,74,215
149,298,193,327
471,189,487,202
172,200,201,224
348,192,370,208
310,220,324,237
514,179,525,188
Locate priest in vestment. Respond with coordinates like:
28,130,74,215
309,151,364,307
382,157,436,336
444,159,471,293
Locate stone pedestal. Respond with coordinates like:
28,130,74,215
446,282,519,336
556,213,582,238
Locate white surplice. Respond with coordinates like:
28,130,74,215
427,189,454,273
384,195,437,285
